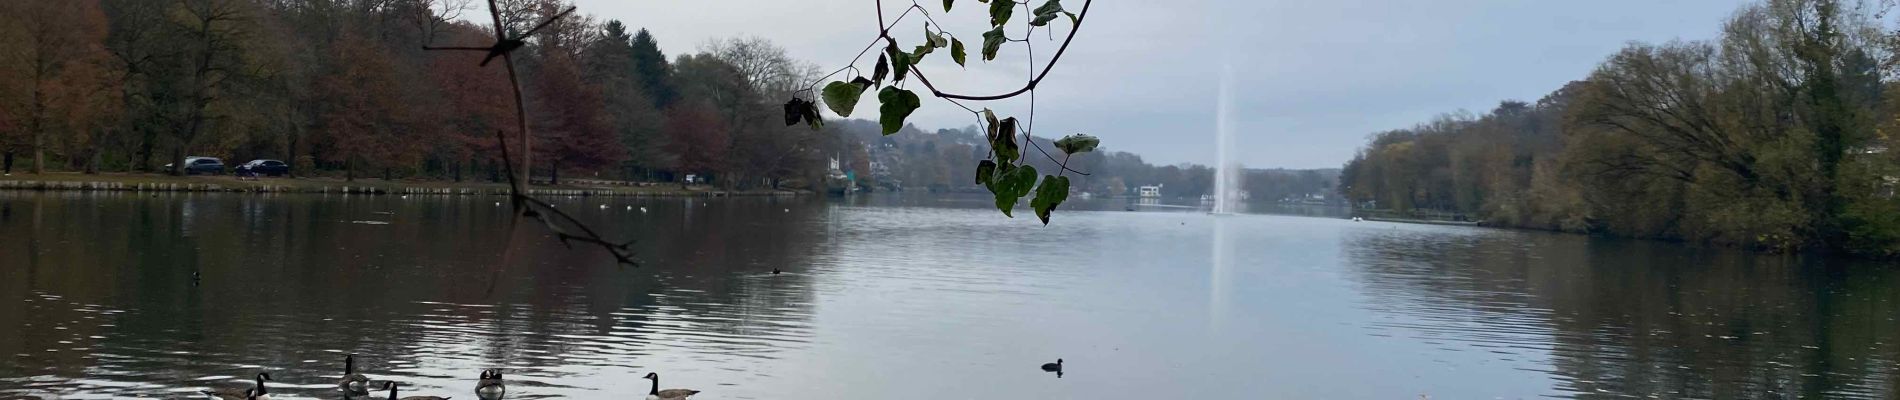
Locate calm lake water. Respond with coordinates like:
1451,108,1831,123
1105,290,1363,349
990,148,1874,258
2,191,1899,399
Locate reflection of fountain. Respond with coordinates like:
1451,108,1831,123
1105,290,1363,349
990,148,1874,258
1210,216,1233,330
1211,64,1244,215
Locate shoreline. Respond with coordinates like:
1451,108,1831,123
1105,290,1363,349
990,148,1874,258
0,173,804,197
1360,216,1482,227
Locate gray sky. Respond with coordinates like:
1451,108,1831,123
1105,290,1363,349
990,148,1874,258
571,0,1750,169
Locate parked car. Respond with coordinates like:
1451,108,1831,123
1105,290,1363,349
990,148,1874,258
239,159,289,177
163,157,225,175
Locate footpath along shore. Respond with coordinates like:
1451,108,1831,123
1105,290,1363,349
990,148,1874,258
0,172,804,197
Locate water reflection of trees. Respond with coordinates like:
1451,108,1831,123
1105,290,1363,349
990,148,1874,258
1344,228,1900,398
0,192,825,397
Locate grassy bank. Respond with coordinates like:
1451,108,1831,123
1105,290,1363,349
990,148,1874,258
0,172,803,197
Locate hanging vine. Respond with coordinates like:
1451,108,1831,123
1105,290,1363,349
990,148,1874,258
788,0,1101,224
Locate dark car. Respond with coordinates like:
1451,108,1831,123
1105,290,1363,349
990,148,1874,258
239,159,289,177
163,157,225,175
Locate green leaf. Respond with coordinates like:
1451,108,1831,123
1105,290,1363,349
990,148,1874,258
878,87,921,135
888,45,912,82
988,0,1013,27
943,0,953,12
1031,175,1070,224
872,54,889,85
989,116,1020,162
1054,133,1099,154
822,80,869,117
1030,0,1063,26
801,100,824,130
950,38,967,67
925,29,948,48
911,44,933,62
975,160,997,184
1065,10,1078,25
991,165,1038,217
981,26,1007,61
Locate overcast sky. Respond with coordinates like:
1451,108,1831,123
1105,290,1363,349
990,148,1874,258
569,0,1751,169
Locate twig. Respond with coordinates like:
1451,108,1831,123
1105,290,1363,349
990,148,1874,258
420,0,640,267
899,0,1092,101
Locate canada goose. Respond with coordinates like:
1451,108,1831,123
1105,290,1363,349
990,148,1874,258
772,268,782,275
1041,359,1063,372
382,381,451,400
203,372,270,400
338,354,371,393
475,369,505,400
641,372,699,400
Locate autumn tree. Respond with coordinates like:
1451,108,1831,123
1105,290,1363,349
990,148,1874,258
664,99,729,187
430,21,515,181
0,0,116,174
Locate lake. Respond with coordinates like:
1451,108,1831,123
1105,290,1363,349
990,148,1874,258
1,191,1898,399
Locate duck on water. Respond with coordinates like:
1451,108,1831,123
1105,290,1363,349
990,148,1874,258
642,372,699,400
338,354,371,394
202,372,270,400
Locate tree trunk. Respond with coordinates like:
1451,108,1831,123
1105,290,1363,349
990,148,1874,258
169,146,185,176
346,158,355,182
138,133,153,172
550,159,560,185
32,133,43,174
383,167,391,181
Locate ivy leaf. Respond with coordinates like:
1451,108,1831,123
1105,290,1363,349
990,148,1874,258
1030,175,1070,224
878,87,921,135
981,26,1007,61
989,116,1020,162
991,165,1038,217
975,159,997,184
925,29,948,48
911,44,933,62
1054,133,1099,154
988,0,1013,27
950,38,967,67
1030,0,1063,26
983,109,999,137
888,45,912,82
782,98,806,126
822,80,869,117
872,53,889,85
943,0,953,12
802,101,824,130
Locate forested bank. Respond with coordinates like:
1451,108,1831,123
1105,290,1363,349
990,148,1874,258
0,0,1283,200
1341,0,1900,255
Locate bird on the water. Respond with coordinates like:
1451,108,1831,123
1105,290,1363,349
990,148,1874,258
641,372,699,400
382,381,451,400
202,372,271,400
475,369,506,400
338,354,371,393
